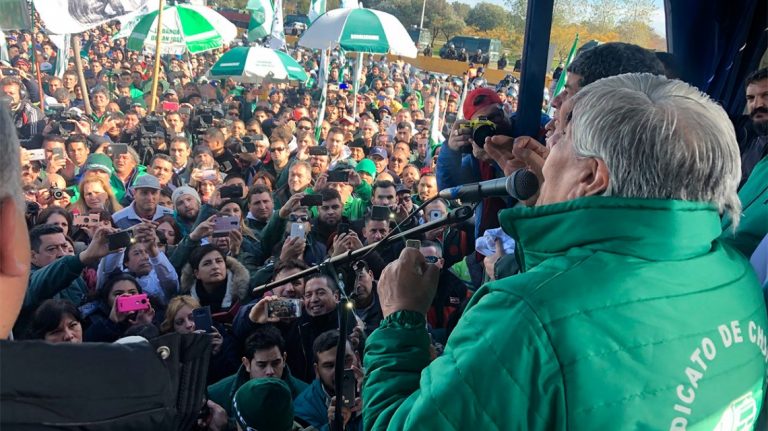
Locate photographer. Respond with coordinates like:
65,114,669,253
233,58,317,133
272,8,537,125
1,76,45,140
436,88,516,238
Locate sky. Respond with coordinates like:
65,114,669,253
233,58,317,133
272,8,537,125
454,0,667,37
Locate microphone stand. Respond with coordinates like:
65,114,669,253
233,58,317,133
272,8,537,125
251,205,475,296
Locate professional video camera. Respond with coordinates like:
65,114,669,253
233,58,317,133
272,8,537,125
126,115,165,165
189,103,224,133
140,114,164,137
46,106,85,137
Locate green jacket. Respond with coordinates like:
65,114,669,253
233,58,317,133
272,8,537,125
363,197,768,430
208,364,308,421
721,155,768,258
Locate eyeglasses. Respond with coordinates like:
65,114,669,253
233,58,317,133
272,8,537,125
391,158,407,164
289,214,309,222
22,164,40,172
424,255,440,264
270,147,286,152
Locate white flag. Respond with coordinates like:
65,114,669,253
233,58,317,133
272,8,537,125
308,0,325,23
48,33,71,78
111,1,159,40
0,31,9,65
246,0,274,41
35,0,150,35
268,0,285,50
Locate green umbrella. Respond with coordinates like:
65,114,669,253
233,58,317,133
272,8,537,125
126,4,237,55
208,46,308,83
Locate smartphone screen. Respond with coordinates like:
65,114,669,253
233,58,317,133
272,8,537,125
328,170,349,183
342,369,357,407
300,194,323,207
162,101,179,112
192,306,214,332
370,205,391,221
107,230,133,250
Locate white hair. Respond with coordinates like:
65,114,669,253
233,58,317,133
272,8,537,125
0,102,23,215
569,73,742,224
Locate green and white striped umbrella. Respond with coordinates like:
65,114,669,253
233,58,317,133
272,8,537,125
298,8,417,57
208,46,308,83
126,4,237,55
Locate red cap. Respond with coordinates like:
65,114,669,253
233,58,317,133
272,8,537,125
463,88,502,120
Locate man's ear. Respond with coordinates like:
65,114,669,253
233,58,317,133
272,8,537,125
314,363,320,379
241,356,250,373
570,157,610,200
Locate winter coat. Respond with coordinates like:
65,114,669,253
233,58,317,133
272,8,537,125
294,379,362,431
362,196,768,430
208,363,308,421
180,256,251,319
721,155,768,258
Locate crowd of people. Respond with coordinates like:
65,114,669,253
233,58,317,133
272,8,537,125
1,11,767,431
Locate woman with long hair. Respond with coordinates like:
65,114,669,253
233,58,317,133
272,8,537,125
27,299,84,343
71,174,122,215
159,295,239,383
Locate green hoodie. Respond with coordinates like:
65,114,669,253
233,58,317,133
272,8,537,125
363,197,767,431
721,155,768,258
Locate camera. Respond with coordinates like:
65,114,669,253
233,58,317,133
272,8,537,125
49,187,68,200
140,115,164,136
460,117,496,149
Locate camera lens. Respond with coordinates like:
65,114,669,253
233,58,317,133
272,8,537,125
83,217,90,224
473,124,495,148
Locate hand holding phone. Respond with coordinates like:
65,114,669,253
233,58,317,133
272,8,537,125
300,194,323,207
116,294,150,313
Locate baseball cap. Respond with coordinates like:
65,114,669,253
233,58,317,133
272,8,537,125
369,147,387,160
340,115,355,125
83,153,114,175
132,175,162,191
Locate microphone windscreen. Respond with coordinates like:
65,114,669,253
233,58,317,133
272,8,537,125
506,169,539,200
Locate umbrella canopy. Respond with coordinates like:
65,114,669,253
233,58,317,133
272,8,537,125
298,8,417,57
126,4,237,55
208,46,308,83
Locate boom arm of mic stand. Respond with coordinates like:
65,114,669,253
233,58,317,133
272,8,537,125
252,205,475,296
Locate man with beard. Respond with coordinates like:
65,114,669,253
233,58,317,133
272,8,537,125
309,147,330,181
721,67,768,258
311,188,344,246
169,137,193,186
172,186,201,237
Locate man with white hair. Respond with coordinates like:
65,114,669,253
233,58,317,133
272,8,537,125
363,74,768,430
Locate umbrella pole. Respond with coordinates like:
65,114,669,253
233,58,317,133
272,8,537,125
351,52,363,118
71,35,92,116
149,0,165,112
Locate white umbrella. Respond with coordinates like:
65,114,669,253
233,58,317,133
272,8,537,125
298,8,417,58
208,46,308,83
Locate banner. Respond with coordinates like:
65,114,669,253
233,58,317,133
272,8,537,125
35,0,150,35
427,84,445,166
307,0,325,23
0,0,31,30
268,0,285,50
246,0,274,42
315,49,329,142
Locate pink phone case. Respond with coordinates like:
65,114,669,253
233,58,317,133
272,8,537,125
116,294,150,313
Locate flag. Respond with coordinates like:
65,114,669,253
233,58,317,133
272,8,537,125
308,0,325,23
0,30,9,64
35,0,150,35
268,0,285,50
48,33,71,78
455,75,469,120
547,33,579,115
315,49,329,142
427,84,445,168
0,0,31,30
246,0,274,42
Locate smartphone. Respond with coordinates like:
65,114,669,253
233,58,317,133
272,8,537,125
161,101,179,112
108,143,128,156
1,67,18,76
213,215,240,237
27,148,46,161
220,184,243,199
341,369,357,407
327,170,349,183
308,146,328,156
406,239,421,249
52,147,65,160
266,298,302,319
289,222,306,239
73,213,100,226
370,205,391,221
200,169,218,181
220,160,233,172
382,114,392,126
337,222,349,235
116,293,150,313
192,306,214,333
107,230,133,250
300,194,323,207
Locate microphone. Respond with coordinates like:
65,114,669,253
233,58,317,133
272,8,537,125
438,169,539,201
